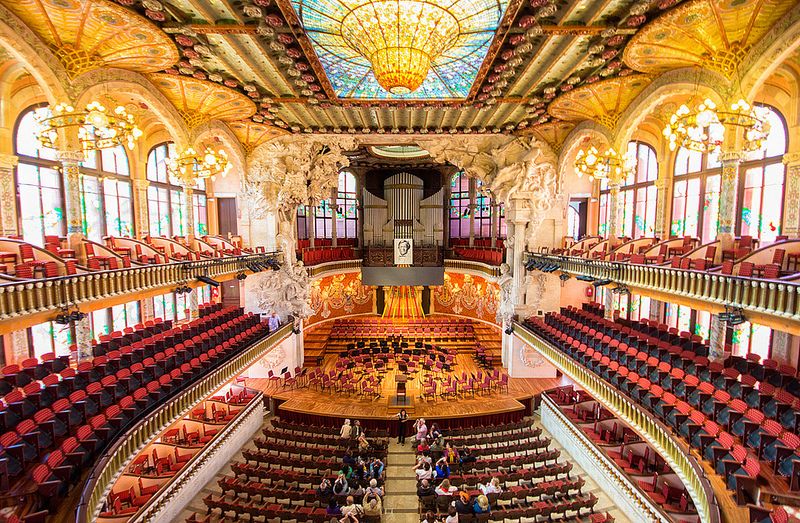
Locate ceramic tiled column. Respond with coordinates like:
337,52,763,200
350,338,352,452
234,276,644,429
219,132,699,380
58,150,86,261
0,154,19,237
717,151,744,252
781,152,800,238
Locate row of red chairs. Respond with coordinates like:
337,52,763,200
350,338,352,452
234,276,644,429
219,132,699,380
450,237,505,249
525,309,797,508
453,247,504,265
296,238,357,250
300,246,356,265
2,308,268,519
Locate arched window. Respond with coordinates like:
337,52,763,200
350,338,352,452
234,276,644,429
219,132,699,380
80,146,133,241
336,171,358,240
297,205,309,240
449,171,470,238
597,142,658,238
14,107,64,246
146,143,185,237
671,105,786,244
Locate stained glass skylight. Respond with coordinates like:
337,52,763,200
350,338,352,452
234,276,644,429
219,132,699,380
292,0,508,99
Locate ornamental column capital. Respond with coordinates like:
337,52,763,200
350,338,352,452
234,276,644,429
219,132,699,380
0,154,18,171
57,149,85,164
719,150,746,164
783,152,800,167
133,178,150,189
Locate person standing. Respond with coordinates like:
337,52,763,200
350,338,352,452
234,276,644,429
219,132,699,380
351,420,363,439
396,409,408,444
414,418,428,446
268,311,280,332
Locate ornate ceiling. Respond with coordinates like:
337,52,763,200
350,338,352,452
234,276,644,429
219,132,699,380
1,0,798,147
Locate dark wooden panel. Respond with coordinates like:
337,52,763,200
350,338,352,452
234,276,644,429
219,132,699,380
217,197,238,236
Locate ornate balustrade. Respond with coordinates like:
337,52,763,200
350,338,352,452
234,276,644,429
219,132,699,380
76,323,292,523
308,258,500,279
0,253,278,324
526,252,800,328
513,323,721,523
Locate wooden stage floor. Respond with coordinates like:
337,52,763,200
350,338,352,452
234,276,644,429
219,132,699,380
247,355,570,421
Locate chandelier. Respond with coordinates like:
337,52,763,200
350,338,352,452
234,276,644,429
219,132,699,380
574,146,636,182
663,98,770,154
340,0,459,94
167,147,231,182
35,102,142,152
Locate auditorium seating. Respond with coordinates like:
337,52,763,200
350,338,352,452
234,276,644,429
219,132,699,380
452,246,504,265
326,318,478,353
0,303,269,519
416,418,601,522
300,246,357,265
98,384,259,520
195,417,388,523
547,385,698,520
523,304,800,514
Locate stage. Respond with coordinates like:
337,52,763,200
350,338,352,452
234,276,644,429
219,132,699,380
248,354,570,427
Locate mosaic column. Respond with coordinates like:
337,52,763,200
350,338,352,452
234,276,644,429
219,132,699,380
603,289,614,320
468,179,476,247
184,186,195,241
189,289,199,320
330,187,338,247
0,154,19,237
718,151,744,252
141,296,155,321
58,150,86,260
652,178,667,240
781,153,800,238
771,330,793,365
648,299,663,323
74,316,93,363
708,313,726,362
133,178,150,237
607,182,621,243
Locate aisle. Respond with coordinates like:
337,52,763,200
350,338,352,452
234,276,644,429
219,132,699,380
382,440,422,523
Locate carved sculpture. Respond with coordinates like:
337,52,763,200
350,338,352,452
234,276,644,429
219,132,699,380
495,262,515,328
251,260,314,328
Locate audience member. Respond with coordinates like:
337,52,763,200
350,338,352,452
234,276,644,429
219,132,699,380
422,511,439,523
366,478,384,498
417,479,435,498
435,457,450,479
339,495,363,522
317,478,333,500
268,311,280,332
435,478,458,496
414,418,428,445
443,443,459,464
357,432,370,452
473,494,491,514
340,419,352,439
368,457,384,480
362,492,382,517
352,420,364,439
429,422,442,441
459,447,476,472
445,506,459,523
326,499,342,516
396,408,408,444
479,477,502,495
453,489,473,514
413,460,433,481
430,436,445,455
333,474,350,496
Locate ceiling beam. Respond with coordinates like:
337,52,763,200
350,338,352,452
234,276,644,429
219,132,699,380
188,23,637,36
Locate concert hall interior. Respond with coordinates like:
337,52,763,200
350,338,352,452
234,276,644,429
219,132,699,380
1,1,800,522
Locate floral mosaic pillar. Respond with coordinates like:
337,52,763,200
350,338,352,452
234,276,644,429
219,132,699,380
133,178,150,237
189,288,199,319
74,315,93,363
0,154,19,237
781,153,800,238
708,313,726,362
653,178,667,240
141,296,155,321
718,151,744,252
59,150,86,260
607,182,621,244
184,186,195,241
603,288,614,320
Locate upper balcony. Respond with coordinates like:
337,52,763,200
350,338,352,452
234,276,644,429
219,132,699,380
527,236,800,333
0,235,278,332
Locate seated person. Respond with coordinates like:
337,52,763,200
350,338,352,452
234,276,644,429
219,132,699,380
368,457,385,480
454,489,473,514
430,436,446,455
326,499,342,517
317,478,333,500
435,478,458,496
434,457,450,479
413,460,434,481
340,495,363,521
478,477,502,495
417,479,435,498
443,443,459,464
421,511,439,523
473,494,491,514
333,474,350,496
366,478,384,498
362,492,382,517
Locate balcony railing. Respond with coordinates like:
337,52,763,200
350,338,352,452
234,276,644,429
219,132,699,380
526,252,800,324
76,322,293,523
513,323,721,523
0,253,278,322
307,258,501,279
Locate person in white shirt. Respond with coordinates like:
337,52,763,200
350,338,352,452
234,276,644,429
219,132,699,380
413,460,433,481
268,312,280,332
339,495,363,522
479,477,503,495
434,478,458,496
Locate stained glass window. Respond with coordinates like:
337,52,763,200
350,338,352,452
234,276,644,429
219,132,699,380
90,309,111,338
665,303,691,333
176,292,189,321
15,108,64,246
474,179,492,238
153,292,176,322
77,145,133,241
694,310,711,342
336,171,358,240
449,171,471,239
196,285,211,305
147,143,186,237
30,321,72,358
193,193,208,236
297,205,309,240
292,0,508,99
315,200,333,239
732,321,772,360
598,193,609,237
738,106,786,244
498,203,506,238
628,294,651,322
567,206,580,241
112,302,140,332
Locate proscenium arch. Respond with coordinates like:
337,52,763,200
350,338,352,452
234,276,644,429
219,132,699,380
72,70,190,149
